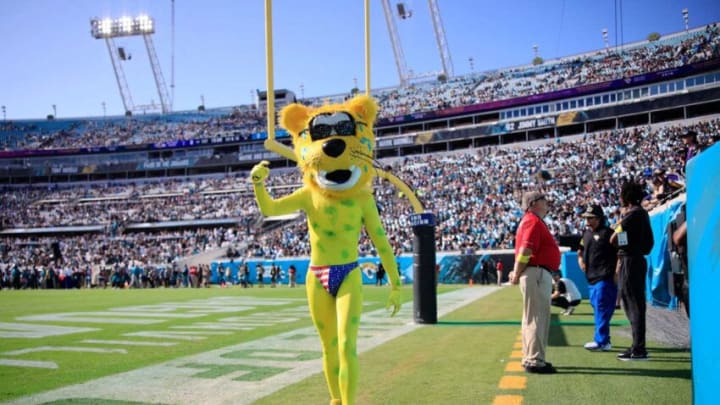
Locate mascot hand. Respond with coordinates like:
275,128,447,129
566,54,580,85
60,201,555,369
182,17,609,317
250,160,270,184
386,287,402,317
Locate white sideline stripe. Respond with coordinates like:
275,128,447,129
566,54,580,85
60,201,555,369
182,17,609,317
6,288,498,405
82,340,179,347
3,346,128,355
0,359,58,369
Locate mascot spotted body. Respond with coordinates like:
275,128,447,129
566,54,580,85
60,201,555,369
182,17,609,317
250,95,401,405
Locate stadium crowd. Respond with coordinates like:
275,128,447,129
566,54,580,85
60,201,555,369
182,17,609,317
2,106,265,151
2,117,716,288
256,118,716,257
374,23,720,118
1,23,718,151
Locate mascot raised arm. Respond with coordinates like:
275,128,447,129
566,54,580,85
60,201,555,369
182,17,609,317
250,94,401,405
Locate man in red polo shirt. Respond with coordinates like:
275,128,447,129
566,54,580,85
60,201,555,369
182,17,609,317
511,190,561,374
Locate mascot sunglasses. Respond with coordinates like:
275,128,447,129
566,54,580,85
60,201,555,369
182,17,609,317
302,111,367,141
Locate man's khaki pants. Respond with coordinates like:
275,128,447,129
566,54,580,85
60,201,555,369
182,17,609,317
519,266,553,367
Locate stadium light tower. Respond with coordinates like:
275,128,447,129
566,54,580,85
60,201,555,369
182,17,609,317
1,105,5,121
602,28,609,51
90,15,172,114
381,0,454,86
682,8,689,32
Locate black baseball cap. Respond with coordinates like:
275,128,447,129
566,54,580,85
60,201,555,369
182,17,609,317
581,204,604,218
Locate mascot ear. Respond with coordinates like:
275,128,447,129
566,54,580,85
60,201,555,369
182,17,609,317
280,103,311,136
347,95,378,124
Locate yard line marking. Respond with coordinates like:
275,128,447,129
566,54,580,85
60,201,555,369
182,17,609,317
81,340,179,347
493,331,527,405
0,359,58,369
3,346,127,355
0,322,99,339
124,331,232,340
498,375,527,390
17,312,205,325
170,325,257,331
492,394,523,405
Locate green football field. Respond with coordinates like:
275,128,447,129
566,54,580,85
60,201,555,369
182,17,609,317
0,285,691,404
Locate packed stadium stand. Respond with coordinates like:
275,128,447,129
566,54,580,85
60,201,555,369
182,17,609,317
1,22,719,289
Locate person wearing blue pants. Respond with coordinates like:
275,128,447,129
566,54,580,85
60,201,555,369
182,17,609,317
577,204,618,351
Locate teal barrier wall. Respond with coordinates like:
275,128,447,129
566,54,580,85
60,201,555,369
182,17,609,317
687,143,720,405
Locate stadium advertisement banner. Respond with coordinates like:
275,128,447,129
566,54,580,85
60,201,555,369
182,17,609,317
377,58,720,127
50,166,79,174
139,158,193,170
437,252,515,285
506,117,556,131
556,111,590,126
432,121,516,141
211,256,415,286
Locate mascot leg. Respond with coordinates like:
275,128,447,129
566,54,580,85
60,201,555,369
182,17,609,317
307,269,363,405
307,271,341,403
335,269,363,405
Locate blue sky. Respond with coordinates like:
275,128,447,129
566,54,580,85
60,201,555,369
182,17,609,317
1,0,719,120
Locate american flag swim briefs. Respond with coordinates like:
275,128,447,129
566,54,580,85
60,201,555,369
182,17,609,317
309,261,359,297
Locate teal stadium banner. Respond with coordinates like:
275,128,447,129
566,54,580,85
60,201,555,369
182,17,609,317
646,200,685,309
686,143,720,405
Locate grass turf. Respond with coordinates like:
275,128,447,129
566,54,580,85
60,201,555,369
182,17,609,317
256,286,691,405
0,285,691,404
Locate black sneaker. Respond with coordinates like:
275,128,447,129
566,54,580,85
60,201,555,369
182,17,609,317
524,363,557,374
617,350,649,361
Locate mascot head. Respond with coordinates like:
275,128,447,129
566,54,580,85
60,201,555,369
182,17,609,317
280,95,378,198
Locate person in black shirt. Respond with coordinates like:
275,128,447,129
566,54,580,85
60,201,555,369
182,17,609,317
611,181,654,361
376,263,386,286
577,204,618,352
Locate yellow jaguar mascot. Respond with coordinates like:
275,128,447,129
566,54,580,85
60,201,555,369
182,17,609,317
250,94,401,405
